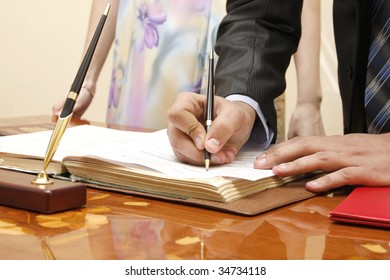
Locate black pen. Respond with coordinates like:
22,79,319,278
32,4,110,185
204,50,214,171
62,4,110,120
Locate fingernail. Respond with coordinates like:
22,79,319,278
211,155,221,164
307,180,319,189
226,149,237,162
207,138,220,150
272,163,288,175
276,163,287,170
255,153,266,165
195,137,202,149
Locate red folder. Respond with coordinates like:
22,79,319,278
330,187,390,228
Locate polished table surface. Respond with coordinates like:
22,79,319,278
0,116,389,260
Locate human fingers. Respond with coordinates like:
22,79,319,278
167,123,204,165
271,150,346,177
204,112,238,164
254,135,343,169
52,100,64,117
271,136,390,192
305,166,368,193
167,92,208,165
287,102,325,139
72,89,94,118
305,154,390,192
52,88,93,118
166,92,207,149
205,100,256,164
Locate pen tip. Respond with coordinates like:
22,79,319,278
205,159,210,171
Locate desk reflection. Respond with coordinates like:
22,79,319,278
1,189,389,260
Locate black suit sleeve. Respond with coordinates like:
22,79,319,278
215,0,303,141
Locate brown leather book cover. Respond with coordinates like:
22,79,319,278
85,176,317,216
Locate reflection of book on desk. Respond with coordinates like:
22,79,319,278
0,125,301,203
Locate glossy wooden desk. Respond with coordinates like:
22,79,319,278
1,116,389,260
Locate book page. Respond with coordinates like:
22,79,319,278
0,125,274,181
73,129,274,181
0,125,145,162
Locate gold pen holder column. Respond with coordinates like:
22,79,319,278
31,113,73,185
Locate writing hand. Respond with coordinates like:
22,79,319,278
167,92,256,166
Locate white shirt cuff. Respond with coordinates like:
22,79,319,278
226,94,274,149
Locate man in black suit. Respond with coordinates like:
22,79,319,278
166,0,390,193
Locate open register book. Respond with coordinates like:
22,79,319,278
0,125,307,204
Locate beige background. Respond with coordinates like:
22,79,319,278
0,0,343,136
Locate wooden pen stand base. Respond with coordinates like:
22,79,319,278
0,169,86,213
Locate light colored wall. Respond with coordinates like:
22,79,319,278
0,1,342,135
0,0,110,123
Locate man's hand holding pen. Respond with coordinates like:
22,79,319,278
167,49,258,168
166,93,256,167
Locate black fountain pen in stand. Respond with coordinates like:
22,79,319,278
31,4,111,185
204,50,214,171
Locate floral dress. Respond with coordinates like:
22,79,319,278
106,0,226,129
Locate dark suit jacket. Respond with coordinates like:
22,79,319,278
215,0,372,141
333,0,371,133
215,0,303,142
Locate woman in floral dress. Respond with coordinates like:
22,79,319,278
53,0,324,138
53,0,225,130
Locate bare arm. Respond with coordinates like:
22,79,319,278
52,0,119,118
288,0,325,138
